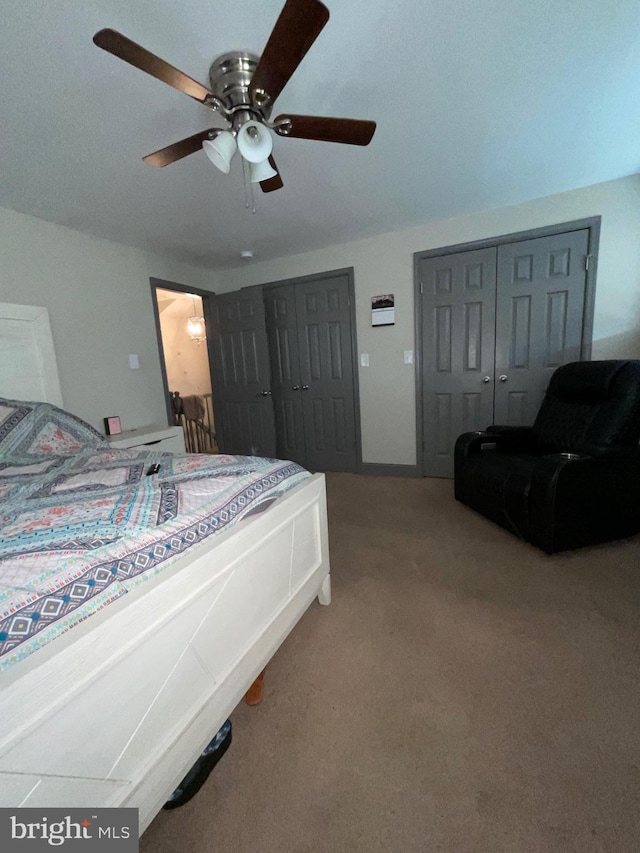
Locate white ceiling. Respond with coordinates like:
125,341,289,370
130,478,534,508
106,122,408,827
2,0,640,269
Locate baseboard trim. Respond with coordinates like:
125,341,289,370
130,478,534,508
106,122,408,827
358,463,420,478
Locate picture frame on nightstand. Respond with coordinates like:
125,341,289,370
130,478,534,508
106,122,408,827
104,415,122,436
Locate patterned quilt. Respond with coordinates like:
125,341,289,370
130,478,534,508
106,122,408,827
0,398,309,671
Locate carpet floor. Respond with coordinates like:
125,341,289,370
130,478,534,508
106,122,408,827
140,474,640,853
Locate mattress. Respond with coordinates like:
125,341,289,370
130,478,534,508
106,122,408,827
0,398,309,671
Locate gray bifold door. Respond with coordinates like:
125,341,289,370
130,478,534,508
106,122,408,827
494,232,588,425
206,286,276,456
419,229,590,477
264,272,358,472
420,247,497,479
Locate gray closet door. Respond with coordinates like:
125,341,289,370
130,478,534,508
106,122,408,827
494,230,589,425
265,275,358,472
419,248,497,478
207,286,276,457
295,273,358,472
263,283,307,466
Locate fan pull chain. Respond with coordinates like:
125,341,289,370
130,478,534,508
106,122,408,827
241,158,256,214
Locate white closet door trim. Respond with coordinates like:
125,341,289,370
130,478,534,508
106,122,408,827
0,303,63,406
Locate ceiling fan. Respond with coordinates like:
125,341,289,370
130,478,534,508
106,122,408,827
93,0,376,194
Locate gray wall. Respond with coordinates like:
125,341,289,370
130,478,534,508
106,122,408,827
2,174,639,462
217,175,640,465
0,207,215,432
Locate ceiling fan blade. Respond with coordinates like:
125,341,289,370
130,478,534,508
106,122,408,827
93,29,212,103
143,129,222,168
274,115,376,146
260,156,284,193
249,0,329,107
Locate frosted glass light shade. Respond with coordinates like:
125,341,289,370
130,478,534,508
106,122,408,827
187,316,206,343
237,121,273,163
202,131,237,173
249,158,277,183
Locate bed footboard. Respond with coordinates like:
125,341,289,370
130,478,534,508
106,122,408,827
0,474,330,831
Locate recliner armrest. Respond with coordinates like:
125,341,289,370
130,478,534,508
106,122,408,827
486,425,535,437
528,451,640,552
455,426,537,458
532,449,640,493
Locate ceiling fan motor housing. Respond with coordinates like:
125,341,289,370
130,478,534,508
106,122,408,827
208,51,271,120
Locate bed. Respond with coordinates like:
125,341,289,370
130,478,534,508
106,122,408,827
0,303,331,831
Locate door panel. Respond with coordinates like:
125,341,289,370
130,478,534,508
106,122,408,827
265,276,357,472
420,248,497,478
263,284,307,465
207,286,276,456
494,230,588,425
295,275,358,472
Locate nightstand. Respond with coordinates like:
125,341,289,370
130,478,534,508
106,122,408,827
107,424,186,454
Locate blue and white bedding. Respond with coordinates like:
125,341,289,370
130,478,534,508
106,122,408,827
0,398,309,671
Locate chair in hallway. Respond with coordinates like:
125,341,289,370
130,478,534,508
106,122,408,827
454,360,640,554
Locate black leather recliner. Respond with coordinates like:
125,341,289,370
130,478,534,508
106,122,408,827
454,360,640,554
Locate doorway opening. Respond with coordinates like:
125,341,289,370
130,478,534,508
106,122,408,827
151,279,217,454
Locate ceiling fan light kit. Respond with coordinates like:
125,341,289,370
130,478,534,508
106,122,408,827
92,0,376,194
202,131,237,173
236,121,273,164
249,158,278,184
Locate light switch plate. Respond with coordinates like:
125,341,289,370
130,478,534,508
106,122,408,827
404,350,414,364
360,353,370,367
128,354,140,369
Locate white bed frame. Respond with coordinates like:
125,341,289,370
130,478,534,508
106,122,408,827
0,304,331,831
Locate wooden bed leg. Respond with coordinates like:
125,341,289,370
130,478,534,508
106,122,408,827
245,670,265,706
318,573,331,606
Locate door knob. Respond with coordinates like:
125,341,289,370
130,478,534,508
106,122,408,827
258,390,272,396
499,375,508,382
482,376,491,383
292,385,300,390
301,385,309,390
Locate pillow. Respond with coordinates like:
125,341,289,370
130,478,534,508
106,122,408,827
0,397,107,459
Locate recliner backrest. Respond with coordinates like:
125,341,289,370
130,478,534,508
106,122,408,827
532,360,640,456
